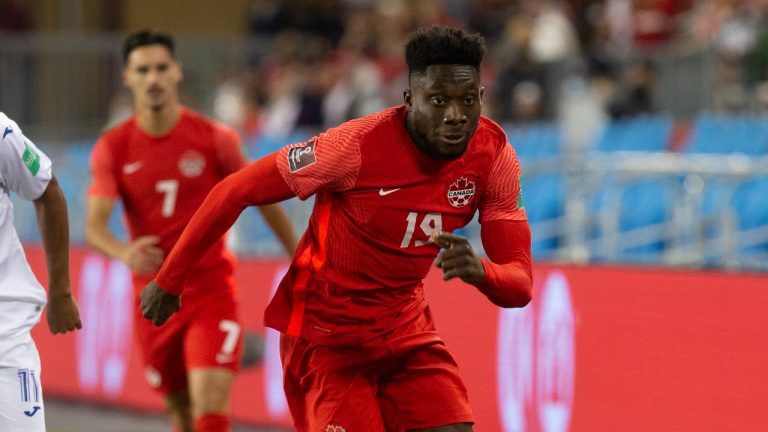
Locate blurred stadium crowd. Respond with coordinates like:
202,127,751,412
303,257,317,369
1,0,767,271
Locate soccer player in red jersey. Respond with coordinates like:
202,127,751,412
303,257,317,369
142,26,533,432
84,31,297,432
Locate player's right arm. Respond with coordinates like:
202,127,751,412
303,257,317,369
143,129,360,325
85,137,164,275
142,151,295,325
85,196,164,274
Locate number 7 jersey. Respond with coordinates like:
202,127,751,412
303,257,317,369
88,107,245,294
268,105,527,346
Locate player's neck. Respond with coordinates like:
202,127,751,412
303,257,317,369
135,103,182,137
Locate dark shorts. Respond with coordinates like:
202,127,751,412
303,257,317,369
280,307,474,431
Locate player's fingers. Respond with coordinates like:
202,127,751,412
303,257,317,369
144,245,165,257
441,267,465,281
439,254,474,269
135,235,161,246
433,251,444,267
439,244,474,262
434,232,469,248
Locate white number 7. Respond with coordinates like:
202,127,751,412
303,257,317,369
155,179,179,218
218,319,241,361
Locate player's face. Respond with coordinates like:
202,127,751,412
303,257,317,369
405,64,483,160
123,44,182,112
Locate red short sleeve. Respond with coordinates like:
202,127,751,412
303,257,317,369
479,143,527,223
276,127,361,200
88,136,119,198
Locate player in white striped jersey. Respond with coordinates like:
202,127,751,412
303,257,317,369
0,112,82,431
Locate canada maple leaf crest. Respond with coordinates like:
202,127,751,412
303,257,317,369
178,149,206,178
325,425,347,432
447,176,476,208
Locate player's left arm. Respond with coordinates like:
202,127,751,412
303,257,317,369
216,126,298,256
34,175,83,333
434,141,533,308
432,222,532,308
0,116,82,333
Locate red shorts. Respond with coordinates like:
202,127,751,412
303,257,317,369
280,307,474,431
133,280,243,395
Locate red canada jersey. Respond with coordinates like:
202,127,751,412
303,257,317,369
88,107,245,294
269,105,526,346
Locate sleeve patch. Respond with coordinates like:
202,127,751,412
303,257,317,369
22,139,40,176
287,139,317,173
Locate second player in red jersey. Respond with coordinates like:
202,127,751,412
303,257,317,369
85,31,296,432
142,26,533,432
89,106,245,295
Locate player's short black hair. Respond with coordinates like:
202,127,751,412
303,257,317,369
405,25,486,77
122,30,175,64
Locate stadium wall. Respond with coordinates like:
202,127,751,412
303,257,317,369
27,245,768,432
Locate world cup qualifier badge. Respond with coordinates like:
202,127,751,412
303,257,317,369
447,176,477,208
288,139,317,172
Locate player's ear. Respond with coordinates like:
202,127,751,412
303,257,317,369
175,60,184,82
479,86,484,103
404,89,412,107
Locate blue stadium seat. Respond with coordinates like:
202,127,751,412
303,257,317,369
593,115,672,152
521,173,565,258
685,114,768,155
591,176,675,261
502,122,564,259
731,176,768,256
505,122,562,160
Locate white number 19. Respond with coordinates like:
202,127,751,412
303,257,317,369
400,212,442,248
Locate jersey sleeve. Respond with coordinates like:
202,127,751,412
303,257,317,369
479,143,527,223
276,126,361,200
0,113,52,201
214,123,247,176
87,135,119,198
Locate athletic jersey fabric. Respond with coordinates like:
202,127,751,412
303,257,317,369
267,105,526,345
88,107,245,295
0,112,51,306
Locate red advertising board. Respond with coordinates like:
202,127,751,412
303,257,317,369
28,246,768,431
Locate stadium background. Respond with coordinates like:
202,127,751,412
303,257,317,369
1,0,767,431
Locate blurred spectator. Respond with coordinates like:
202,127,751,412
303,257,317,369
467,0,513,39
608,60,657,118
527,0,580,64
632,0,685,49
0,0,31,32
494,15,549,122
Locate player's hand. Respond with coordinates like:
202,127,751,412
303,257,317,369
432,231,486,285
140,280,181,326
122,236,165,275
46,290,82,334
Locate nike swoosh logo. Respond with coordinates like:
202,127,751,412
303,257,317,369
379,188,401,196
123,161,143,174
3,127,12,139
24,406,41,417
